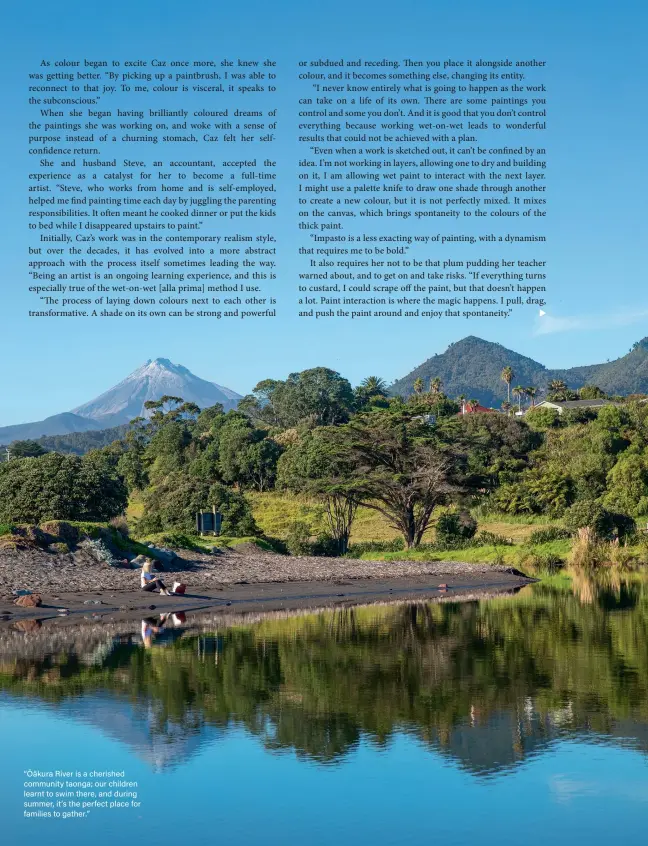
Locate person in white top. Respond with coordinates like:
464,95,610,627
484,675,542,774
140,559,172,595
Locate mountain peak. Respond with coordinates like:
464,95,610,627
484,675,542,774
71,359,241,425
391,335,648,406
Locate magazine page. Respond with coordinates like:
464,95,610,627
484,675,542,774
2,1,647,843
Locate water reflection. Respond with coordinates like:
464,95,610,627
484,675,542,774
2,576,648,776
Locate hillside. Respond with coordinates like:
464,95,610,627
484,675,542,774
390,336,648,406
36,425,130,455
0,412,102,444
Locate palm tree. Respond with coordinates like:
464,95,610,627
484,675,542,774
512,385,525,411
501,401,512,415
413,377,424,395
547,379,568,401
526,386,537,407
457,394,466,414
360,376,388,396
501,366,514,404
466,398,480,412
429,376,443,395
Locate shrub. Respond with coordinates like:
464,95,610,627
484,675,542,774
285,521,312,555
476,530,514,547
522,551,565,574
565,500,635,540
85,536,123,567
310,533,340,557
109,515,130,536
525,407,561,430
529,526,571,544
435,511,477,546
345,539,405,558
603,453,648,516
141,474,259,537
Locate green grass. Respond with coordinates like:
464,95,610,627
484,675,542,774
140,531,279,554
247,491,408,543
0,524,14,537
358,538,572,569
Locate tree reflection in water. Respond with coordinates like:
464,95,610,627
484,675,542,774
2,575,648,775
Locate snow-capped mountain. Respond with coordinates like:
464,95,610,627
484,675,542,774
0,359,241,442
71,358,241,425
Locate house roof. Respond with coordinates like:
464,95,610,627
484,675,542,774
534,399,615,410
459,404,496,414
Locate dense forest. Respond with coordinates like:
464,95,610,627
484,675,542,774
2,361,648,561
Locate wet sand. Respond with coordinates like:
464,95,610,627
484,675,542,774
0,569,533,625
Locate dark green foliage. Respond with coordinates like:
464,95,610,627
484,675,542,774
318,411,468,548
140,474,258,536
0,452,127,523
354,376,390,410
492,469,575,517
285,521,312,555
443,411,541,489
435,511,477,546
6,440,48,458
217,415,283,492
564,500,635,541
239,367,355,428
528,527,571,544
345,538,406,558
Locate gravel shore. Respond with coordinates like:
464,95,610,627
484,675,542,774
0,543,527,598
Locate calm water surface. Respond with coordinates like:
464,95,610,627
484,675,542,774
2,574,648,844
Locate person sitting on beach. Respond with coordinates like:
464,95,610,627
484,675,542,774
140,559,172,595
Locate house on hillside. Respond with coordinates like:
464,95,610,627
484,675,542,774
528,399,618,415
459,402,497,415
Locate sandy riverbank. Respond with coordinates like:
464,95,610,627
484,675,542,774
0,543,533,622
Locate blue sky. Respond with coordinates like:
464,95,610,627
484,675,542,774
1,0,646,425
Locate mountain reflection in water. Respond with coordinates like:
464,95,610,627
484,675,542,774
2,574,648,776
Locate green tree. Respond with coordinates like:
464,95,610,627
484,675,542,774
321,412,465,548
579,385,607,400
277,429,359,554
239,369,354,428
141,474,258,536
217,415,282,492
354,376,390,410
7,440,48,459
501,366,514,404
413,377,424,395
0,452,127,523
603,452,648,516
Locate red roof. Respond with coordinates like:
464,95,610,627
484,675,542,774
458,404,496,415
